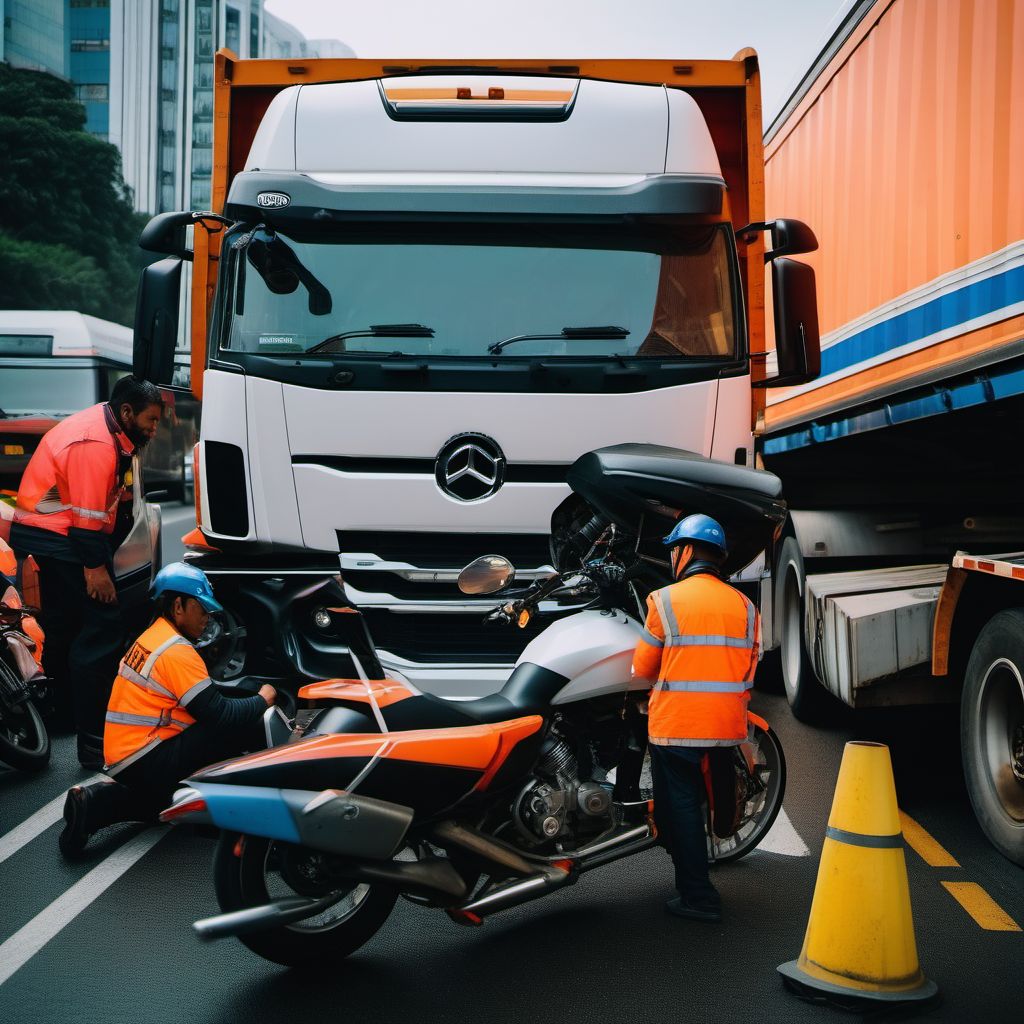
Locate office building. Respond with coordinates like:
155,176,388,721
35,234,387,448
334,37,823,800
2,0,67,77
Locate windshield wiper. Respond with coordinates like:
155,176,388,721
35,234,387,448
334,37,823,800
307,324,435,355
487,325,629,355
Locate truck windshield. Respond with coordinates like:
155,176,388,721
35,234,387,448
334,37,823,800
0,366,98,416
219,222,740,361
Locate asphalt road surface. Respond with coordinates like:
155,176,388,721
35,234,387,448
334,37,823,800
158,500,196,566
1,686,1021,1024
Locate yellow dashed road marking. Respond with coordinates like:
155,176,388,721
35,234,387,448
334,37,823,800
941,882,1022,932
899,811,960,868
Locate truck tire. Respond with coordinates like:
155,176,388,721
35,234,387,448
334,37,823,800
776,536,830,723
961,610,1024,867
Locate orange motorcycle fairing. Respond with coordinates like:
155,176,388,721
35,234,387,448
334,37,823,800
298,677,417,709
191,716,546,815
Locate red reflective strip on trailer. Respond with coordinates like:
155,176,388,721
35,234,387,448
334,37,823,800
1013,567,1024,580
979,561,996,572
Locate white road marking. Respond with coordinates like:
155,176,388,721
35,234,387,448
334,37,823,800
755,807,811,857
0,775,103,867
0,827,167,987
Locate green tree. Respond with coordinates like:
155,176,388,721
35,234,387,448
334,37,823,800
0,64,150,325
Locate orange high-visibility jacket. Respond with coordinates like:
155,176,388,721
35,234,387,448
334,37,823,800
104,617,212,772
632,572,760,747
14,403,134,546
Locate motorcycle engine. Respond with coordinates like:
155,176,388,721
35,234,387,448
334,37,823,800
513,734,613,845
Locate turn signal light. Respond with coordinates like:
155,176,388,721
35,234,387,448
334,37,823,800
159,796,207,823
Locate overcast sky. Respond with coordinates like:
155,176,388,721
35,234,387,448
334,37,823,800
262,0,852,124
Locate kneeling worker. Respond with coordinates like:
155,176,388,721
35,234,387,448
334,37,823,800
631,515,760,922
60,562,276,856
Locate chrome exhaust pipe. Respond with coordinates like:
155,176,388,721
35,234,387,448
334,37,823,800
457,823,656,918
459,869,571,916
575,824,656,870
194,891,346,941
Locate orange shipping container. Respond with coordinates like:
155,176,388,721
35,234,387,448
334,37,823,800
764,0,1024,435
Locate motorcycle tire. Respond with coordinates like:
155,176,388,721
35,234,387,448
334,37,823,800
0,659,50,772
708,725,786,864
213,832,398,968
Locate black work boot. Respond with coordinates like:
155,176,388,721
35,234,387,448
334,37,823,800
58,781,138,858
665,894,723,923
59,785,98,858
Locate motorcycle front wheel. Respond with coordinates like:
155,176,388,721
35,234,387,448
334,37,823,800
0,659,49,772
213,832,398,968
707,724,786,864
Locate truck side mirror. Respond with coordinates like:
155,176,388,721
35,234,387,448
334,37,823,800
763,218,818,262
133,257,182,386
740,218,821,390
753,257,820,389
139,211,195,261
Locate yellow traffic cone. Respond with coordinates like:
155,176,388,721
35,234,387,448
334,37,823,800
778,741,937,1003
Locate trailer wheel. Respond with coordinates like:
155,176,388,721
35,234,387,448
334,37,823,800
961,610,1024,867
776,536,829,723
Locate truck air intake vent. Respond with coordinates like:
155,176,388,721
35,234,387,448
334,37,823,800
204,441,249,537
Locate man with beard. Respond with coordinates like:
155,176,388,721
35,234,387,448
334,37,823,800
12,376,164,768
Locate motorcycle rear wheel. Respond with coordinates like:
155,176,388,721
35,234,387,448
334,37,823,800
213,832,398,967
0,660,49,772
707,725,786,864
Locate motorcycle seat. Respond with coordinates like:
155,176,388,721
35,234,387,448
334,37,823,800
299,662,568,732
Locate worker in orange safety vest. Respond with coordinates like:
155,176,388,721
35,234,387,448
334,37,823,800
59,562,276,857
11,377,164,768
632,514,760,923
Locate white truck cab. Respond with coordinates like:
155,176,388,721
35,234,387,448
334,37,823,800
133,56,818,696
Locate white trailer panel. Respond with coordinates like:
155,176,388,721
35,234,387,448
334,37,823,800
805,565,946,705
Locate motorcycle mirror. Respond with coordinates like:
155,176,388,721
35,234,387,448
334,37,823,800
458,555,516,595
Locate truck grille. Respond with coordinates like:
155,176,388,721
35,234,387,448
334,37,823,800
336,530,551,569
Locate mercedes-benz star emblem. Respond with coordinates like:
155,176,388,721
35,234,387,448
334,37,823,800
435,433,505,502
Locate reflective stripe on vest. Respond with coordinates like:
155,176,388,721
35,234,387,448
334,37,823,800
661,600,757,650
654,679,754,694
640,627,664,648
106,709,188,730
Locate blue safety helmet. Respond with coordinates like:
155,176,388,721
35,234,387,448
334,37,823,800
151,561,223,613
662,514,728,557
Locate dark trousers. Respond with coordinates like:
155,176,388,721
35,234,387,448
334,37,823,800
649,744,720,906
35,556,124,744
108,715,266,821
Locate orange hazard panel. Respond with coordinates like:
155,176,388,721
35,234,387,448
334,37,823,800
299,678,416,709
211,717,544,775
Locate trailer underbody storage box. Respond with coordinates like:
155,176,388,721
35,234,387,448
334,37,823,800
805,565,952,707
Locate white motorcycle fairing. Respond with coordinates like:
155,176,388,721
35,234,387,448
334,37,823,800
514,609,646,705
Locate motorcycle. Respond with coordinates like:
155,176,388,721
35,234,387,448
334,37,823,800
162,444,788,967
0,583,50,772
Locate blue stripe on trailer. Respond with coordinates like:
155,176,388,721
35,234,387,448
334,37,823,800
819,264,1024,378
764,360,1024,455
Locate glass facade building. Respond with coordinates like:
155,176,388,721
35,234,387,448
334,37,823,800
3,0,67,77
67,0,111,138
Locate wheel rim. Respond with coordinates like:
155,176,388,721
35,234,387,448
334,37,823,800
260,841,371,933
708,730,784,859
976,658,1024,825
781,563,802,699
